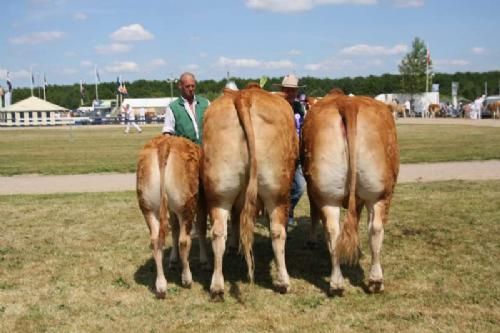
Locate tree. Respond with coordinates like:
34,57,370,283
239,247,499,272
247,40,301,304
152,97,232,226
399,37,432,94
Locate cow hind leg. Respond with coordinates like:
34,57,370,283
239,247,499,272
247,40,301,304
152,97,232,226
144,211,167,298
269,204,290,294
321,205,344,296
367,200,386,293
306,198,320,249
196,201,211,270
227,207,240,254
209,207,229,300
178,216,193,288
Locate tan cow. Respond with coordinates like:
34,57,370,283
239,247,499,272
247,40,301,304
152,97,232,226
136,135,209,298
487,101,500,119
388,101,406,119
301,89,399,295
428,103,441,118
202,84,297,299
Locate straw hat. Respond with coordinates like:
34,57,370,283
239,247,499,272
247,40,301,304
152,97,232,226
275,74,305,88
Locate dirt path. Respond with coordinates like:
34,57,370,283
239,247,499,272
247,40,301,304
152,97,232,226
1,160,500,195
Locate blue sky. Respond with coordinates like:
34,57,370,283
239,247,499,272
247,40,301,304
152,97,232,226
1,0,499,88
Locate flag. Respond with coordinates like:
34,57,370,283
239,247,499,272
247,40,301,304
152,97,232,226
95,67,101,83
426,47,430,65
6,72,12,92
31,72,35,86
43,73,48,87
119,83,128,96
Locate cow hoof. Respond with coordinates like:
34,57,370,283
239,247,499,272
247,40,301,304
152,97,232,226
368,280,384,294
328,287,344,297
155,291,166,299
210,290,224,302
274,282,291,294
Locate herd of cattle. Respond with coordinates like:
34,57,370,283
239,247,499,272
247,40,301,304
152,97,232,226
136,84,400,300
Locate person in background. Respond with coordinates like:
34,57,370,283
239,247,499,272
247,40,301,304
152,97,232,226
162,72,210,145
123,103,142,134
139,107,146,125
276,74,306,231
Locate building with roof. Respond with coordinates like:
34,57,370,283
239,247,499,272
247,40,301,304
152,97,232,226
0,96,72,127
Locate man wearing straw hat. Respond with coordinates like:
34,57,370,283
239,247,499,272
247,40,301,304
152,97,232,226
276,74,306,231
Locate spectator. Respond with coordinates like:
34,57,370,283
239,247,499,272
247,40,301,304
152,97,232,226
139,107,146,125
123,103,142,134
276,74,306,230
162,72,210,145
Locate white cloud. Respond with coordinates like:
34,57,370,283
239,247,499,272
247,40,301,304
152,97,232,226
0,68,31,80
150,58,166,67
110,24,154,42
216,56,294,69
9,31,65,45
80,60,93,67
471,47,486,55
393,0,424,7
340,43,408,56
287,49,302,56
61,68,77,75
433,59,469,67
183,64,200,72
304,58,354,72
73,12,87,21
246,0,376,13
104,61,139,73
95,43,132,54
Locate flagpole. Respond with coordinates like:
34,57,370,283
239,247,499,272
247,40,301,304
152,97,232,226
43,73,46,100
425,45,429,93
30,67,34,97
95,65,99,102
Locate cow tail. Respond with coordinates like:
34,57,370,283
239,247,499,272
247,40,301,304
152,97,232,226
336,102,360,265
234,91,257,283
158,139,171,242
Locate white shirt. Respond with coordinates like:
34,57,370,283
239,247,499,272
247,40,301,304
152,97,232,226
162,95,210,139
404,101,411,110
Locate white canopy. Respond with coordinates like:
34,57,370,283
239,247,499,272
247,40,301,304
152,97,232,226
1,96,68,112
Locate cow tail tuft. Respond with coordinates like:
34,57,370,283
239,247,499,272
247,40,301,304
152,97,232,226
234,91,257,283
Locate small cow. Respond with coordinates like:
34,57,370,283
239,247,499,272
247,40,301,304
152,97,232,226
136,135,209,298
388,101,406,119
487,101,500,119
202,84,297,299
301,89,399,295
428,103,441,118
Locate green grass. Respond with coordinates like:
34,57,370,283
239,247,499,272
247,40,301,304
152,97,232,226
1,181,499,332
0,123,499,175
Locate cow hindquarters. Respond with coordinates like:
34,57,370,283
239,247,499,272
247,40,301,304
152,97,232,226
367,200,386,293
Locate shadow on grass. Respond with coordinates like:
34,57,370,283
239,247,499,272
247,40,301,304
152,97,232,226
134,215,369,299
285,216,369,295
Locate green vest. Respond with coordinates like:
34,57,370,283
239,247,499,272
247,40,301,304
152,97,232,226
169,96,209,145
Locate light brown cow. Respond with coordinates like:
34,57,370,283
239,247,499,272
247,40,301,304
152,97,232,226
202,84,297,299
301,89,399,295
388,101,406,119
487,101,500,119
428,103,441,118
136,135,209,298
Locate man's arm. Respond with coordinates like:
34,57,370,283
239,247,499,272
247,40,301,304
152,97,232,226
162,106,175,134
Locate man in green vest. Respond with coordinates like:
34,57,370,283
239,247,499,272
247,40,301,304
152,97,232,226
162,72,210,145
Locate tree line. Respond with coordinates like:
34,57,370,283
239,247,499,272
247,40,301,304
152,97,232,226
7,70,500,110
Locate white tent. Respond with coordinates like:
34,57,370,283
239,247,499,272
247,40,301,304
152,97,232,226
0,96,71,126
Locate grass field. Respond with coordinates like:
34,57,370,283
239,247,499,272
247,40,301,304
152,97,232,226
0,123,499,176
1,181,499,332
